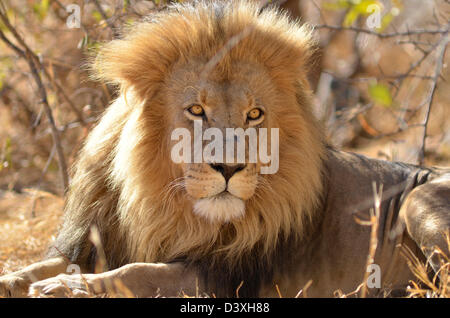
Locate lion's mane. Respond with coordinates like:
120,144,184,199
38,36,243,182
50,0,326,296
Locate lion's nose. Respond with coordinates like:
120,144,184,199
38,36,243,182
209,163,246,182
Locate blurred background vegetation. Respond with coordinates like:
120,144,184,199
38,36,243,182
0,0,448,282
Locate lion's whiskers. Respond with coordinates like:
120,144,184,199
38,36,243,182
255,175,276,197
160,177,187,212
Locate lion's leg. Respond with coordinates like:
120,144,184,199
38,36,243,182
0,257,69,297
400,174,450,272
29,262,201,298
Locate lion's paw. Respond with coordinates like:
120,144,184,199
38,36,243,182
0,275,30,298
28,274,90,298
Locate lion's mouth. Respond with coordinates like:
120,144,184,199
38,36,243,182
193,192,245,223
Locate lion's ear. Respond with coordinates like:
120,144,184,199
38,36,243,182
92,39,136,88
91,24,175,98
92,41,152,98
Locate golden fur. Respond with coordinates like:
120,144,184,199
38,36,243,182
73,0,325,266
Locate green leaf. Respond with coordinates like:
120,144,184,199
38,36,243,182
378,6,402,32
87,40,100,51
33,0,50,21
378,12,394,32
343,7,360,27
355,0,381,15
323,0,351,11
123,0,130,12
77,34,89,49
369,83,393,107
92,10,103,23
0,9,17,31
0,20,6,32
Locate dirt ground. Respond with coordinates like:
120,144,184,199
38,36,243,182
0,190,63,274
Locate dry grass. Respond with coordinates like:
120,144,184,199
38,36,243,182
0,190,63,275
403,234,450,298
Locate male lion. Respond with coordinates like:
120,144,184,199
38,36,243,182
0,0,449,298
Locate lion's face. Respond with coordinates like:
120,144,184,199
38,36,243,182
164,60,279,223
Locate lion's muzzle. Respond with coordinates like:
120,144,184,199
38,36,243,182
184,162,258,223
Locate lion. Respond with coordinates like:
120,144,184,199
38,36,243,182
0,0,449,298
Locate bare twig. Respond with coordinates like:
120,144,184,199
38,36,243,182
362,183,381,298
315,24,448,38
92,0,117,36
11,1,86,124
418,32,449,165
0,8,69,192
316,13,449,148
43,65,86,125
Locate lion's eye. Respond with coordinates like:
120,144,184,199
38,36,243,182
247,108,263,121
187,105,205,117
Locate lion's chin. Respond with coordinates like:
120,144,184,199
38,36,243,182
193,193,245,223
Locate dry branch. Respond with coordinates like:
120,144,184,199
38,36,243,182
315,24,448,38
418,32,449,165
0,7,69,192
314,5,449,163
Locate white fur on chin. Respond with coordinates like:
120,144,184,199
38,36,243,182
193,193,245,223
